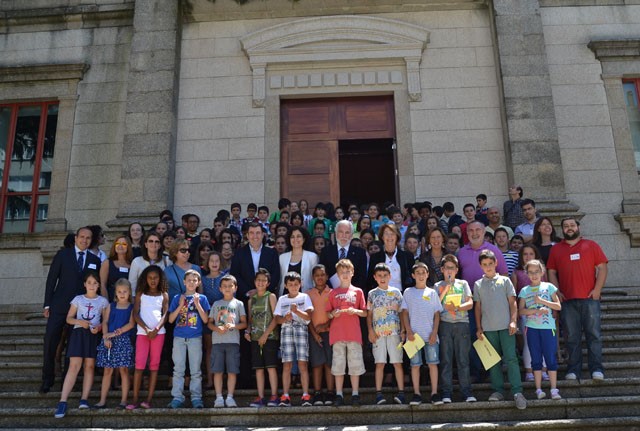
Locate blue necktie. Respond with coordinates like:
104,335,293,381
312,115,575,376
77,251,84,272
339,248,346,260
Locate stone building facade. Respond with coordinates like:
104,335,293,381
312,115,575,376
0,0,639,305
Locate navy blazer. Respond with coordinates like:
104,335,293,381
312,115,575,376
367,248,415,294
319,244,368,289
44,248,102,314
230,245,281,300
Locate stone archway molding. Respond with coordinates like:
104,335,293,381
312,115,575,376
240,15,430,107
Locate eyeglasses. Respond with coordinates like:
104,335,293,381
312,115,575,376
115,242,128,246
147,240,161,244
178,248,190,254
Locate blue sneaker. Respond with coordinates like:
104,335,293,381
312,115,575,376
192,399,204,409
168,399,184,409
375,392,387,405
54,402,67,418
78,399,90,409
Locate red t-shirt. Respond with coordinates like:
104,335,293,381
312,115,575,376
547,238,608,300
326,285,366,345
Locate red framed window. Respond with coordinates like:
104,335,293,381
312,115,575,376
623,79,640,172
0,101,58,233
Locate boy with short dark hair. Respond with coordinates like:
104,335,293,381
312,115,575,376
476,194,488,215
208,275,247,408
274,272,314,407
257,206,270,234
326,259,368,406
401,262,443,406
307,265,335,405
474,250,527,410
242,203,259,226
367,263,405,405
230,203,243,234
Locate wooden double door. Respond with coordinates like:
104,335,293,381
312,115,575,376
280,96,397,207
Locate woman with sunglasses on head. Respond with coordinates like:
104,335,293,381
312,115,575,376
129,232,169,297
100,235,134,302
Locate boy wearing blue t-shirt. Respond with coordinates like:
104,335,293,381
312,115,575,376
518,259,562,400
401,262,443,406
167,270,211,409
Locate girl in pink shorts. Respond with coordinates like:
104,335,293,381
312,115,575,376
127,265,169,409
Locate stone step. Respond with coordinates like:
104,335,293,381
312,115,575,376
10,417,640,431
0,395,638,429
2,376,637,408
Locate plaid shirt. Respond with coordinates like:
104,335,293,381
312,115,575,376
503,198,524,230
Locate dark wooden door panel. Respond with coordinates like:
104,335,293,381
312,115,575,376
281,96,395,205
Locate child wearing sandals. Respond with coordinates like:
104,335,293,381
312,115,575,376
54,270,109,418
95,278,135,409
128,265,169,410
518,259,562,400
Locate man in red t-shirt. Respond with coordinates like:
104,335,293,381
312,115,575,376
547,217,608,381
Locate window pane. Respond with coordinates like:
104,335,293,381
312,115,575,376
0,107,11,189
39,105,58,190
9,106,42,192
34,194,49,232
3,194,31,233
623,82,640,170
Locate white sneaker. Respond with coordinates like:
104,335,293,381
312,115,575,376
442,397,452,404
214,397,225,408
488,392,504,402
592,371,604,381
465,396,477,403
514,393,527,410
536,389,546,400
225,396,238,408
565,372,577,380
551,389,562,400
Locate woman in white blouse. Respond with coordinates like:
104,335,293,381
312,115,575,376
278,226,318,296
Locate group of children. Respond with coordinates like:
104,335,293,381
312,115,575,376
54,249,561,417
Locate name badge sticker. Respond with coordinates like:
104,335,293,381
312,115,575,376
88,263,97,269
119,267,129,273
570,253,580,261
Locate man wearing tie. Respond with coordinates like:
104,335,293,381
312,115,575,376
320,220,367,289
41,226,101,393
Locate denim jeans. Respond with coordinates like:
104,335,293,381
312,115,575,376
172,336,203,402
438,321,473,398
561,299,603,375
484,329,522,396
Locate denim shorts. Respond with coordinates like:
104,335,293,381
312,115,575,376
410,342,439,366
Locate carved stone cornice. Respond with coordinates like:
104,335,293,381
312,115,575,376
0,64,89,84
240,15,430,107
588,39,640,61
0,4,134,31
615,213,640,248
0,232,69,266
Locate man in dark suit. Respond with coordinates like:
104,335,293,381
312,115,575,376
41,226,101,393
229,222,280,388
320,220,368,289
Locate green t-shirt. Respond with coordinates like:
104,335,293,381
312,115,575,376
249,291,278,341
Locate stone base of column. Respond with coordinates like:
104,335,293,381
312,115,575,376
615,212,640,248
535,199,583,227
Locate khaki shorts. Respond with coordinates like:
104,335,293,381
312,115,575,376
372,334,403,364
331,341,365,376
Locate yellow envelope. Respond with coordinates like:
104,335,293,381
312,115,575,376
403,333,426,359
473,337,501,370
445,293,462,307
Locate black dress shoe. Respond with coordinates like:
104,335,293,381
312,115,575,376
39,384,51,394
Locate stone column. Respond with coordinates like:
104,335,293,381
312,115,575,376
108,0,181,230
490,0,579,220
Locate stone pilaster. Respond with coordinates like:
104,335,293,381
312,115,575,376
490,0,580,220
108,0,181,230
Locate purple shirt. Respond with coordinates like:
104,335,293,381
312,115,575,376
457,242,508,291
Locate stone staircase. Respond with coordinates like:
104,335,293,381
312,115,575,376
1,291,640,430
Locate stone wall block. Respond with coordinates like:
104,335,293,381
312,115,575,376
511,140,561,164
121,155,170,180
129,49,178,73
505,96,555,119
502,75,552,98
508,118,559,142
122,133,173,157
126,90,174,114
128,70,176,93
125,112,149,135
131,30,178,53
